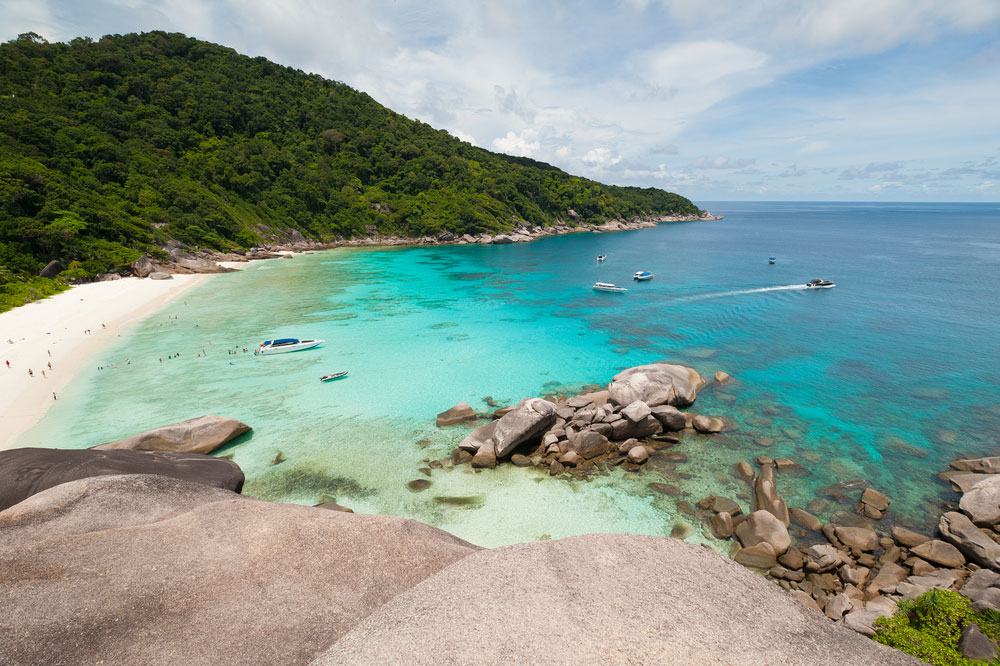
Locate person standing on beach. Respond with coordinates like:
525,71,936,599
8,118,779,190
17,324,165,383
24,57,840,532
4,360,9,368
47,361,52,370
28,369,33,377
52,392,57,400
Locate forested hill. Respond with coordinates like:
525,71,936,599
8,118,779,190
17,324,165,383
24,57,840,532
0,30,698,289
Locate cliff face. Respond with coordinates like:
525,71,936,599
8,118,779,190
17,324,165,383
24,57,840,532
0,473,917,665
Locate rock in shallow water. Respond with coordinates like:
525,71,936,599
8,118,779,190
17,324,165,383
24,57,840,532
435,402,477,427
607,363,706,408
94,414,251,455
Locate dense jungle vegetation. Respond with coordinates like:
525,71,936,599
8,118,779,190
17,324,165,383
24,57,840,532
0,30,698,307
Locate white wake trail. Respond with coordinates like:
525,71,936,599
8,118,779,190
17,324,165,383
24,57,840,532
677,284,807,302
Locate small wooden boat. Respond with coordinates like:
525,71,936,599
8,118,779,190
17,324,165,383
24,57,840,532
320,371,349,382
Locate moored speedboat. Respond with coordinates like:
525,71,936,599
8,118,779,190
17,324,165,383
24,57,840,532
805,279,835,289
257,338,324,354
633,271,653,281
769,256,776,264
597,254,607,262
593,282,627,293
320,370,348,382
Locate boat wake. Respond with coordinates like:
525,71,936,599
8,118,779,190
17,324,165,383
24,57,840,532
677,284,808,302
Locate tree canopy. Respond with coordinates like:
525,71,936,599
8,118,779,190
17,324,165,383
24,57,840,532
0,31,698,307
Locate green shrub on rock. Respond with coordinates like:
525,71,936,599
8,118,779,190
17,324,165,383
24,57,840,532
873,589,1000,665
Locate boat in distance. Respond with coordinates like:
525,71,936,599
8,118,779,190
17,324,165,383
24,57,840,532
320,370,349,382
596,254,607,262
257,338,324,354
633,271,653,281
769,256,776,264
805,279,835,289
593,282,627,293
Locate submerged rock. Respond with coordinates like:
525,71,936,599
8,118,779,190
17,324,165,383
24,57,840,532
436,402,477,427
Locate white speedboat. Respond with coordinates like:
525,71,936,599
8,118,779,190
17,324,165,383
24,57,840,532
633,271,653,281
805,279,835,289
597,254,607,262
257,338,324,355
593,282,627,293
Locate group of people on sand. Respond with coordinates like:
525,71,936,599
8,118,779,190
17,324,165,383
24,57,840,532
10,351,58,400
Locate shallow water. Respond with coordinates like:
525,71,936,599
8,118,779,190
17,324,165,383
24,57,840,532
21,202,1000,547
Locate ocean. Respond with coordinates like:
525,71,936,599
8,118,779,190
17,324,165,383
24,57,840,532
19,202,1000,548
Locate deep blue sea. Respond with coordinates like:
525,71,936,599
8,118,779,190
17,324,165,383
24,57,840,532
20,202,1000,547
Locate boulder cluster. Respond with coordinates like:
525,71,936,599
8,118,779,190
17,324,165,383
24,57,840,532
437,365,1000,657
690,453,1000,660
441,363,724,474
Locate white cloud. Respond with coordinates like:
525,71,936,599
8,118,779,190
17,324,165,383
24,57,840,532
973,180,994,191
642,41,768,90
492,129,540,157
868,181,903,192
691,156,755,170
772,0,1000,55
582,147,622,166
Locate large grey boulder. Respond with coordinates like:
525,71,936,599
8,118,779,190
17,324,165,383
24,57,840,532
753,462,790,527
692,414,726,433
959,569,1000,612
568,430,611,460
960,475,1000,526
93,415,251,455
0,448,244,511
734,510,791,556
131,254,155,277
960,623,999,662
0,475,477,666
940,511,1000,570
39,259,66,278
457,420,497,453
836,526,880,552
911,540,966,568
607,363,706,408
650,404,687,431
492,398,557,458
311,534,919,665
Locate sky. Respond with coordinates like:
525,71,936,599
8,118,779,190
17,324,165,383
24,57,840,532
2,0,1000,202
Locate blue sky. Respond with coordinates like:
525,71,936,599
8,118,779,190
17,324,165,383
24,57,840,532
2,0,999,201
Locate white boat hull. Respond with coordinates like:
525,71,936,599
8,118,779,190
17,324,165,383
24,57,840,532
258,339,323,354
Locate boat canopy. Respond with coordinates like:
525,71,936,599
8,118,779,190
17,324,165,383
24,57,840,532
263,338,299,346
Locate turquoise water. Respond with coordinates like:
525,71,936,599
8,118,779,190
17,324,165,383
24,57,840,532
20,202,1000,547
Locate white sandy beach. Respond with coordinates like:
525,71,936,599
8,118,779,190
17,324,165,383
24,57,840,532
0,274,212,450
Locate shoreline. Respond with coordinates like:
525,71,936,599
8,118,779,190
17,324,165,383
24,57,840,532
0,274,212,450
0,213,720,450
